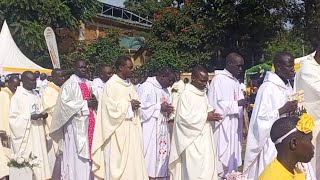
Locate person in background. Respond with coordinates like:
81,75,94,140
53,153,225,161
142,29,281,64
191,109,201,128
41,69,66,179
0,75,20,179
34,71,40,93
37,73,48,96
92,65,113,101
183,78,189,84
239,76,246,96
131,76,142,92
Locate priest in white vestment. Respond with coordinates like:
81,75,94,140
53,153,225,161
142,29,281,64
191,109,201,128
9,71,51,180
92,65,113,101
0,76,20,179
91,56,148,180
169,66,221,180
207,53,245,177
138,67,175,180
50,60,98,180
244,51,316,180
37,73,48,96
295,50,320,179
41,69,66,179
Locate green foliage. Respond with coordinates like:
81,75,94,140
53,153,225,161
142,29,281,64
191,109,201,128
246,63,272,74
124,0,172,17
129,0,293,76
86,38,125,71
264,31,312,63
0,0,98,60
60,37,125,76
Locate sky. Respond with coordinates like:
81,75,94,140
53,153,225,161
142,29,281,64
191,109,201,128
98,0,125,7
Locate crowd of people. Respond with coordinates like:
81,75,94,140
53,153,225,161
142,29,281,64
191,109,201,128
0,50,319,180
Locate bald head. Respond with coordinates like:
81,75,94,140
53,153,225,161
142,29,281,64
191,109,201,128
21,71,36,90
21,71,34,82
226,52,244,65
225,52,244,78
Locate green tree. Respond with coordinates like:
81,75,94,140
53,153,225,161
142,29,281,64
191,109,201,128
124,0,172,17
0,0,98,66
132,0,292,75
61,37,125,76
264,31,312,63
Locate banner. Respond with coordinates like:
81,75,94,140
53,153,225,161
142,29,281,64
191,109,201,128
44,27,60,68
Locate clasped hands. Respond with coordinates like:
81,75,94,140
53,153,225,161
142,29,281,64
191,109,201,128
207,110,223,121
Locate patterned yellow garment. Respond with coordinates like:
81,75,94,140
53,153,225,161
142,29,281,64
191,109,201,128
259,159,306,180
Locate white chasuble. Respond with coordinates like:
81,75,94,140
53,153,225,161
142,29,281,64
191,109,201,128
91,74,148,180
207,69,243,176
9,86,51,180
50,75,92,180
244,71,316,180
0,87,13,178
138,77,171,179
41,82,61,179
295,53,320,179
169,84,218,180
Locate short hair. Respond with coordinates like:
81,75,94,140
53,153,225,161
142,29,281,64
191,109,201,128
191,65,208,78
8,75,20,83
270,116,300,143
51,68,63,77
21,71,34,82
115,56,131,70
157,66,174,76
98,64,112,73
226,52,243,64
73,59,86,67
273,51,293,65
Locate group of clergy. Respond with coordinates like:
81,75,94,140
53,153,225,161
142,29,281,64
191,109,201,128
0,48,320,180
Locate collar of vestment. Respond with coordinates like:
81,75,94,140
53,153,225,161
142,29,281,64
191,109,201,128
71,74,87,83
145,76,162,89
185,83,206,96
215,69,238,81
93,77,104,85
112,74,131,87
48,82,61,92
1,87,13,99
300,52,320,67
263,71,290,89
16,86,36,95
